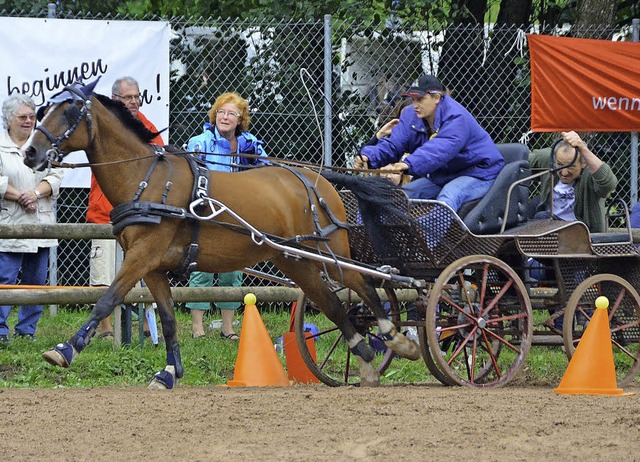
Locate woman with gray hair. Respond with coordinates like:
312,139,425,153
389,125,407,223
0,94,63,344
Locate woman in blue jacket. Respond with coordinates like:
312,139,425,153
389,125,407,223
356,75,503,212
186,92,267,340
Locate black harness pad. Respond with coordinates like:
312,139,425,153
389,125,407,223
110,201,186,235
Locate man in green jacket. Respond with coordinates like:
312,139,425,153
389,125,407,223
529,131,617,233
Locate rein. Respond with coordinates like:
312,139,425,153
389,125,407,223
36,82,402,177
50,150,402,176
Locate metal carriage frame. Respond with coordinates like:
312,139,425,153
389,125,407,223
292,186,640,388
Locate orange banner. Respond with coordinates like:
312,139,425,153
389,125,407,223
528,34,640,132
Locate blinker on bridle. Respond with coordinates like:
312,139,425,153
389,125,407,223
35,83,93,167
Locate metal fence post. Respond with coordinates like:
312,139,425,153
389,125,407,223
324,14,333,166
632,18,639,207
48,200,58,316
113,242,124,346
44,0,59,317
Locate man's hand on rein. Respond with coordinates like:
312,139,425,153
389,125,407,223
378,162,409,185
354,155,369,170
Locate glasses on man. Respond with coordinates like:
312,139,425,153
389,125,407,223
113,93,142,103
15,114,37,123
216,109,240,118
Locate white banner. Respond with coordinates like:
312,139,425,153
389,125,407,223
0,17,171,187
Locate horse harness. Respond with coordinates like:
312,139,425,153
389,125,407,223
35,84,95,168
36,82,349,279
110,151,349,279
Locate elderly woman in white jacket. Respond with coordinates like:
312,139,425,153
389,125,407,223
0,94,63,344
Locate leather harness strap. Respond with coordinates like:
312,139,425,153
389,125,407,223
275,164,349,245
109,156,346,279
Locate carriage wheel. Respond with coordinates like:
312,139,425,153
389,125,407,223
418,314,457,386
293,289,400,387
562,274,640,386
425,255,533,388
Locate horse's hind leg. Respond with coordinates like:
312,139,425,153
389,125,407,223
142,271,183,390
331,261,420,360
351,274,420,361
274,259,381,386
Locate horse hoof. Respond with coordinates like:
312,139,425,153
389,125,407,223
42,342,76,368
148,378,169,390
148,366,176,390
360,376,380,387
385,334,420,361
355,356,380,387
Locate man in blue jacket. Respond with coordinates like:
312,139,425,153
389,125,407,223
356,75,504,212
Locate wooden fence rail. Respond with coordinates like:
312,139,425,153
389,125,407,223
0,223,418,305
0,286,418,305
0,223,114,239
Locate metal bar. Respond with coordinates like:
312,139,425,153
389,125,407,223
632,18,639,207
193,197,420,287
324,14,333,167
241,267,296,287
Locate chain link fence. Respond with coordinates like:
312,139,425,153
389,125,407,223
2,9,637,289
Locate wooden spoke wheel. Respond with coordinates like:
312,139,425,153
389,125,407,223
418,307,457,386
293,289,400,387
562,274,640,386
425,255,533,388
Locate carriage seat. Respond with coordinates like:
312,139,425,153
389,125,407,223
458,143,531,234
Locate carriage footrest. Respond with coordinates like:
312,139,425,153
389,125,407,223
590,233,631,244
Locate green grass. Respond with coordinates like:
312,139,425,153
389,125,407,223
0,305,291,388
0,305,610,388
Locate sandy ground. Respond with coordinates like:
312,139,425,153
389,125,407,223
1,384,639,461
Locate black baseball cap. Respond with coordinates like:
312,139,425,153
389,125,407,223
402,75,445,97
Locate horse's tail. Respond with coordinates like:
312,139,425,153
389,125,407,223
321,171,415,261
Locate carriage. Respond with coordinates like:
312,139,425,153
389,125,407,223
293,143,640,388
25,81,640,389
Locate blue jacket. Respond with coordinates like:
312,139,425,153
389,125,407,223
360,96,503,186
187,123,268,172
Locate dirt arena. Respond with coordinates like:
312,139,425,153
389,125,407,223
1,384,639,461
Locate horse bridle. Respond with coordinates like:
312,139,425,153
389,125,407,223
35,83,94,166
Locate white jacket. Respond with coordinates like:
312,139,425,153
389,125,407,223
0,129,63,252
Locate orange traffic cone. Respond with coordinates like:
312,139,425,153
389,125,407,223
554,296,632,396
227,294,290,387
282,301,320,384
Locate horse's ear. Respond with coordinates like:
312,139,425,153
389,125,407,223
79,77,101,97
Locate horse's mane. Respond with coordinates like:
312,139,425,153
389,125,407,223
94,94,162,145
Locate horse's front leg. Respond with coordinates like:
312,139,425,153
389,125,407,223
143,271,183,390
42,267,143,369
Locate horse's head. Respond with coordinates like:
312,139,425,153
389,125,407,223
23,78,99,171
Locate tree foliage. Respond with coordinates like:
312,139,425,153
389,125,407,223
1,0,636,29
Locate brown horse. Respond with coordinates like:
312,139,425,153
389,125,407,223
23,80,420,388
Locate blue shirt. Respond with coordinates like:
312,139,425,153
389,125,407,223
630,202,640,228
187,123,268,172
